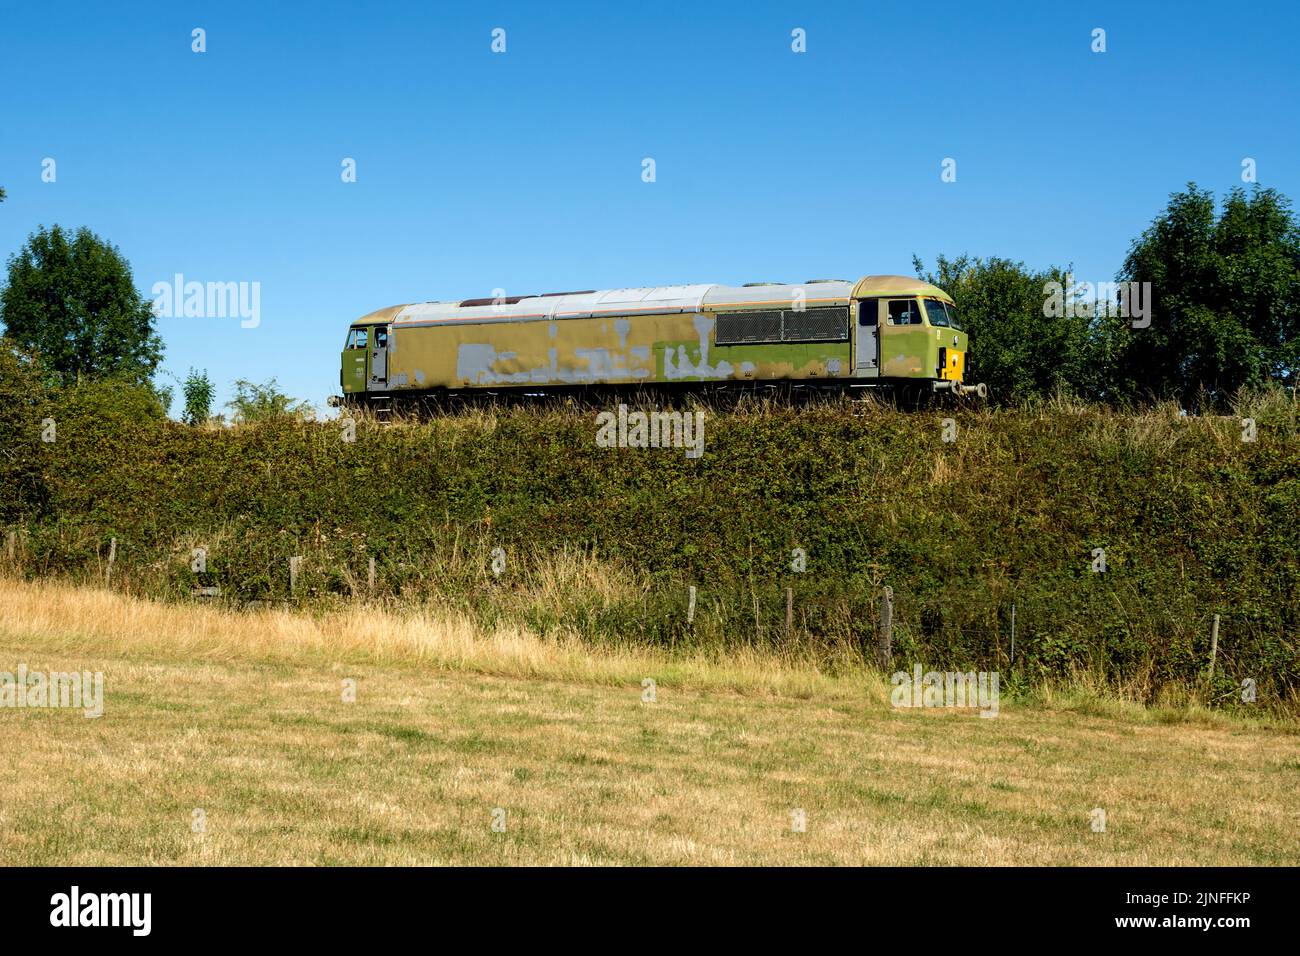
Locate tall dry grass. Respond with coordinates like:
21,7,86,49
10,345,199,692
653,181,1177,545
0,576,858,701
2,576,1292,729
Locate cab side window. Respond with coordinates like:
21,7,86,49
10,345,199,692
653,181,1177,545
887,300,921,325
346,328,368,350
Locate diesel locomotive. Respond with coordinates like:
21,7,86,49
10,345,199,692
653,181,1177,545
334,274,985,407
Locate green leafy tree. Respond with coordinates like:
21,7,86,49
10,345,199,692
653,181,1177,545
0,338,52,520
1115,184,1300,403
181,368,216,425
913,254,1113,404
0,225,163,386
224,377,313,424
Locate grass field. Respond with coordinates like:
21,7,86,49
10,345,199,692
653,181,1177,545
1,578,1296,866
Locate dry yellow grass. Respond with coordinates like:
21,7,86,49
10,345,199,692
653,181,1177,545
0,576,844,698
0,578,1295,865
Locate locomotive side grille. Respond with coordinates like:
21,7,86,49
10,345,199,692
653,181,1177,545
714,306,849,346
715,310,783,345
781,306,849,342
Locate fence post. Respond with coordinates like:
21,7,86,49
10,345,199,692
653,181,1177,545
687,585,697,625
290,556,303,596
1209,613,1220,678
106,537,117,583
5,531,14,562
878,586,893,670
785,587,793,637
368,556,376,593
1010,602,1017,664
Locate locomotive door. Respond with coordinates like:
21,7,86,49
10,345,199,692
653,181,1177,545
370,326,390,385
855,299,879,375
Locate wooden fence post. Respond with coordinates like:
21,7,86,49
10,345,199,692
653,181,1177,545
106,537,117,583
687,585,697,625
1209,614,1220,678
5,531,15,562
289,556,302,595
785,587,793,637
368,556,376,593
1010,602,1017,664
878,586,894,670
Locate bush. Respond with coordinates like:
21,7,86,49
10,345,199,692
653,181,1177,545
1,393,1296,706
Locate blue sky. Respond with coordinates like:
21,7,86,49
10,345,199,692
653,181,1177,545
2,0,1297,412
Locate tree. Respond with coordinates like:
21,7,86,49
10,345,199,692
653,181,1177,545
913,254,1114,404
224,378,313,423
0,338,52,520
1115,184,1300,403
181,368,215,425
0,224,163,386
155,383,174,417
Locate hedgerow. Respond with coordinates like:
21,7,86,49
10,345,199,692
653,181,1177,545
2,377,1296,707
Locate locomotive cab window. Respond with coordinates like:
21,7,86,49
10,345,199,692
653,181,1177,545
887,299,922,325
923,299,963,331
346,328,368,349
923,299,951,328
858,301,878,326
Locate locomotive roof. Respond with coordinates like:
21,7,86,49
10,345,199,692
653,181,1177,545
353,275,952,326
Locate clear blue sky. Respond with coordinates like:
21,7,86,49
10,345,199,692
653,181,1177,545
2,0,1297,413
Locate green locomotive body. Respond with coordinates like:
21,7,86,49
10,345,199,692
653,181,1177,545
336,274,984,404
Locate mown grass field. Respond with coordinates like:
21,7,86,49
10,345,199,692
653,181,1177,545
1,579,1295,866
